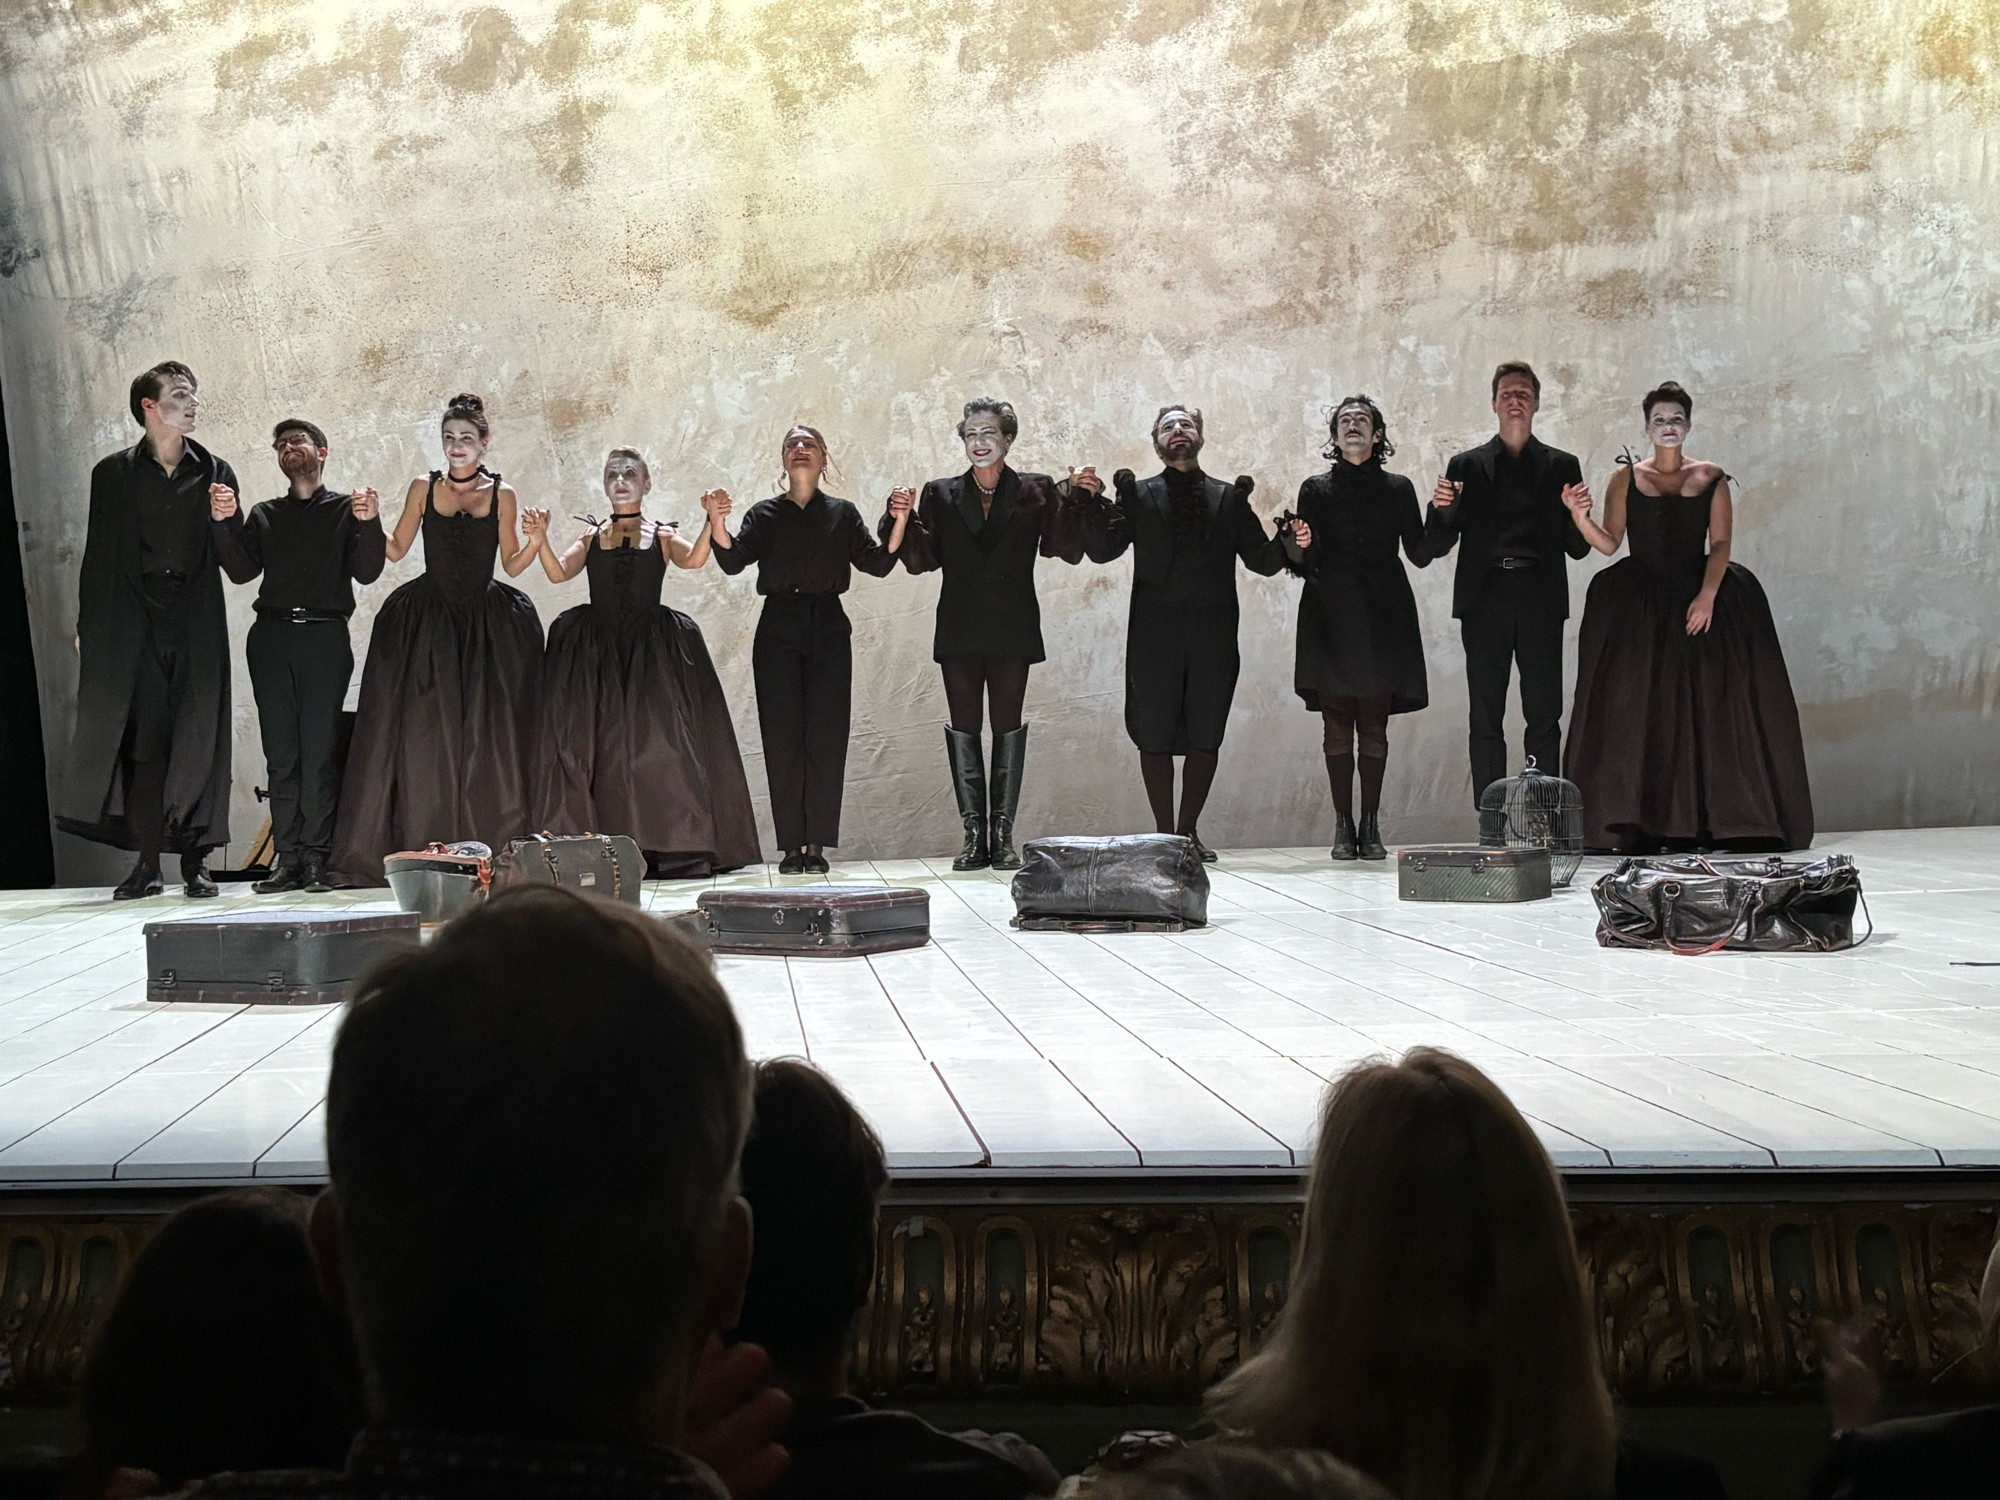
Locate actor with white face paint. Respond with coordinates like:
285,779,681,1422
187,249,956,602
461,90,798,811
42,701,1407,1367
1082,406,1290,862
60,361,240,899
888,398,1103,870
1562,381,1814,852
523,447,760,877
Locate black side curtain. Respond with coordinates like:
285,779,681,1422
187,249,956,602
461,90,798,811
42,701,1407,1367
0,363,54,887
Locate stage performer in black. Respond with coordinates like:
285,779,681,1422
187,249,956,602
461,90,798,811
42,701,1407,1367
1425,361,1590,807
1083,406,1287,863
1562,382,1814,851
705,425,911,875
524,447,761,878
889,398,1104,871
210,419,385,894
326,394,544,885
1282,396,1434,863
60,361,238,900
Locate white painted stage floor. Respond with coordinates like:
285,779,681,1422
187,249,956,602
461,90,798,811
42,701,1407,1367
1,828,1998,1186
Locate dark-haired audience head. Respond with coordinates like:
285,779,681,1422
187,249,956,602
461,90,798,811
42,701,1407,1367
1100,1444,1395,1500
318,886,751,1441
80,1188,363,1492
603,446,653,507
1205,1048,1616,1500
1641,381,1693,451
1151,406,1204,463
128,361,198,434
439,392,489,476
272,420,329,489
734,1058,888,1394
1325,396,1393,466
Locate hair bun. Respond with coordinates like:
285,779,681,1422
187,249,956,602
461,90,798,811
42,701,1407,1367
447,392,484,414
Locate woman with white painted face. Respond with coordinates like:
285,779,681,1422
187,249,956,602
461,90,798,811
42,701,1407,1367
888,399,1103,871
1562,381,1814,852
327,393,545,884
524,448,760,877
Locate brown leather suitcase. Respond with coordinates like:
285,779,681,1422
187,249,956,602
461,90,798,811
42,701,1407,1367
695,885,930,956
145,910,421,1005
492,833,643,904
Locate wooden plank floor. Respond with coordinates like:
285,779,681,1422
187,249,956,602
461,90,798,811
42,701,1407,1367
0,828,1996,1184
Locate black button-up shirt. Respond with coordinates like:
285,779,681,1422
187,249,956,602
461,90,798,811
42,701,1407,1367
1492,446,1540,562
130,438,230,578
711,491,896,594
211,487,388,616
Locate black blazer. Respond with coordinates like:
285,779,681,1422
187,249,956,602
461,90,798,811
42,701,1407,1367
888,468,1085,663
1423,434,1589,620
1086,469,1285,602
1808,1405,2000,1499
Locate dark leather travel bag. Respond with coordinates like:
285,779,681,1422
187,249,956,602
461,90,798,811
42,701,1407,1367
1398,845,1552,903
1010,834,1209,931
1592,853,1868,953
384,841,492,924
145,910,421,1005
696,886,930,956
491,833,644,905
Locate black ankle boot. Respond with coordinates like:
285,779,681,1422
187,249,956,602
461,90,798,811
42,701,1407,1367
113,857,163,901
1358,812,1387,861
988,726,1028,871
255,857,305,895
1330,815,1358,862
945,727,989,870
1181,829,1218,864
181,850,219,898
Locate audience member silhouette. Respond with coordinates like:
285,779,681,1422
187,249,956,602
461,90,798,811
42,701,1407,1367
734,1058,1057,1500
1205,1048,1726,1500
177,888,789,1500
77,1188,362,1498
1095,1442,1394,1500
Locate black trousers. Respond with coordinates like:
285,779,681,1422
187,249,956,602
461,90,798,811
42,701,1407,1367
247,615,355,860
1461,568,1564,806
753,595,852,850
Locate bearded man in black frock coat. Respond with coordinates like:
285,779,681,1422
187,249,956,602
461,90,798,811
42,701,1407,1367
58,361,237,899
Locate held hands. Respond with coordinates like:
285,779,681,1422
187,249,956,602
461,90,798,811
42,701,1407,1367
1561,481,1594,522
700,488,733,523
518,507,551,541
349,486,380,522
1066,465,1104,497
1286,516,1313,549
886,486,916,518
1431,475,1463,509
208,483,237,522
1686,588,1716,636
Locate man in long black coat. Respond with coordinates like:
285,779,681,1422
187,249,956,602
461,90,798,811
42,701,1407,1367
57,361,237,899
1424,361,1591,808
1085,405,1291,862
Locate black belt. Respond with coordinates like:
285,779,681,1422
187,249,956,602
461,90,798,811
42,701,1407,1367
1492,557,1541,571
259,607,348,623
142,569,191,584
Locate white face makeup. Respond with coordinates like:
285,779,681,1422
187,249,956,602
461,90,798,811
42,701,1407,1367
441,418,487,474
1646,403,1690,449
960,415,1013,471
1154,409,1203,458
1493,375,1539,424
148,374,199,433
603,455,651,506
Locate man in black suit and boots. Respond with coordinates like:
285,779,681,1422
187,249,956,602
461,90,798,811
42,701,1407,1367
59,361,238,900
1425,362,1591,809
211,420,385,893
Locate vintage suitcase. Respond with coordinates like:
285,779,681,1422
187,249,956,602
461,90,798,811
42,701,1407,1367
145,909,421,1005
1010,834,1209,931
695,886,930,956
655,908,714,950
492,833,644,905
384,842,492,924
1397,845,1552,903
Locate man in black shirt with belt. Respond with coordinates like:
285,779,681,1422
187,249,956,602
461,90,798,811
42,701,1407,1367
1425,361,1591,808
211,419,385,892
58,361,238,899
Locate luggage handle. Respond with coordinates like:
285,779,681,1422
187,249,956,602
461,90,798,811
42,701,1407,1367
528,831,623,902
1601,861,1873,955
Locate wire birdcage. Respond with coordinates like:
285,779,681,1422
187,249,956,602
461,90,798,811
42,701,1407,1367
1477,758,1585,888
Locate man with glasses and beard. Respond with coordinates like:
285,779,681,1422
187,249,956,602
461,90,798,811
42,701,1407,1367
211,421,384,893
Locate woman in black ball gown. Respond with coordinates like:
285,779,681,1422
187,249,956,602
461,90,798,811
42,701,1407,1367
525,447,760,877
1563,381,1814,852
327,394,544,884
1282,396,1434,862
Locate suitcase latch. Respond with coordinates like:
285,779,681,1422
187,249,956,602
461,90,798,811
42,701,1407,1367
266,970,288,991
156,969,177,990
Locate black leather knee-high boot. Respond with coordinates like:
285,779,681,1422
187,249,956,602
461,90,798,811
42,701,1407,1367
945,726,989,870
988,725,1028,871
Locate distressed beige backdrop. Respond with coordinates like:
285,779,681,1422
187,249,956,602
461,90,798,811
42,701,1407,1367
3,0,1996,880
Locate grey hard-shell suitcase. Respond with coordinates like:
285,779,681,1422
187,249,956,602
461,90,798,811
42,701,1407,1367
695,886,930,956
1397,845,1552,903
384,842,491,924
144,909,422,1005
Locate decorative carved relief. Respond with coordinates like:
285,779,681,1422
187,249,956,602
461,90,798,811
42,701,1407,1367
1578,1211,1691,1393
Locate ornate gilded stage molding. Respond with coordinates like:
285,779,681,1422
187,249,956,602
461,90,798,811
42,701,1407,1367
1,1197,1993,1404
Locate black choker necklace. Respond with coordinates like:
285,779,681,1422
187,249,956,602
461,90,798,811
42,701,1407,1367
447,466,486,486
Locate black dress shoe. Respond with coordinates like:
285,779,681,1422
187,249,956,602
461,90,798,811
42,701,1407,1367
254,860,305,895
1183,830,1218,864
1330,814,1358,862
181,852,219,898
301,855,332,894
1357,812,1387,862
112,858,163,901
801,849,830,875
778,851,807,875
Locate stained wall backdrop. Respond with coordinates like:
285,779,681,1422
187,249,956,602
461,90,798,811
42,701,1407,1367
2,0,1995,879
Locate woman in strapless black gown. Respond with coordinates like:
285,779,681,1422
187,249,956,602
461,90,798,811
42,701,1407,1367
526,448,760,877
1563,382,1814,853
327,394,545,884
